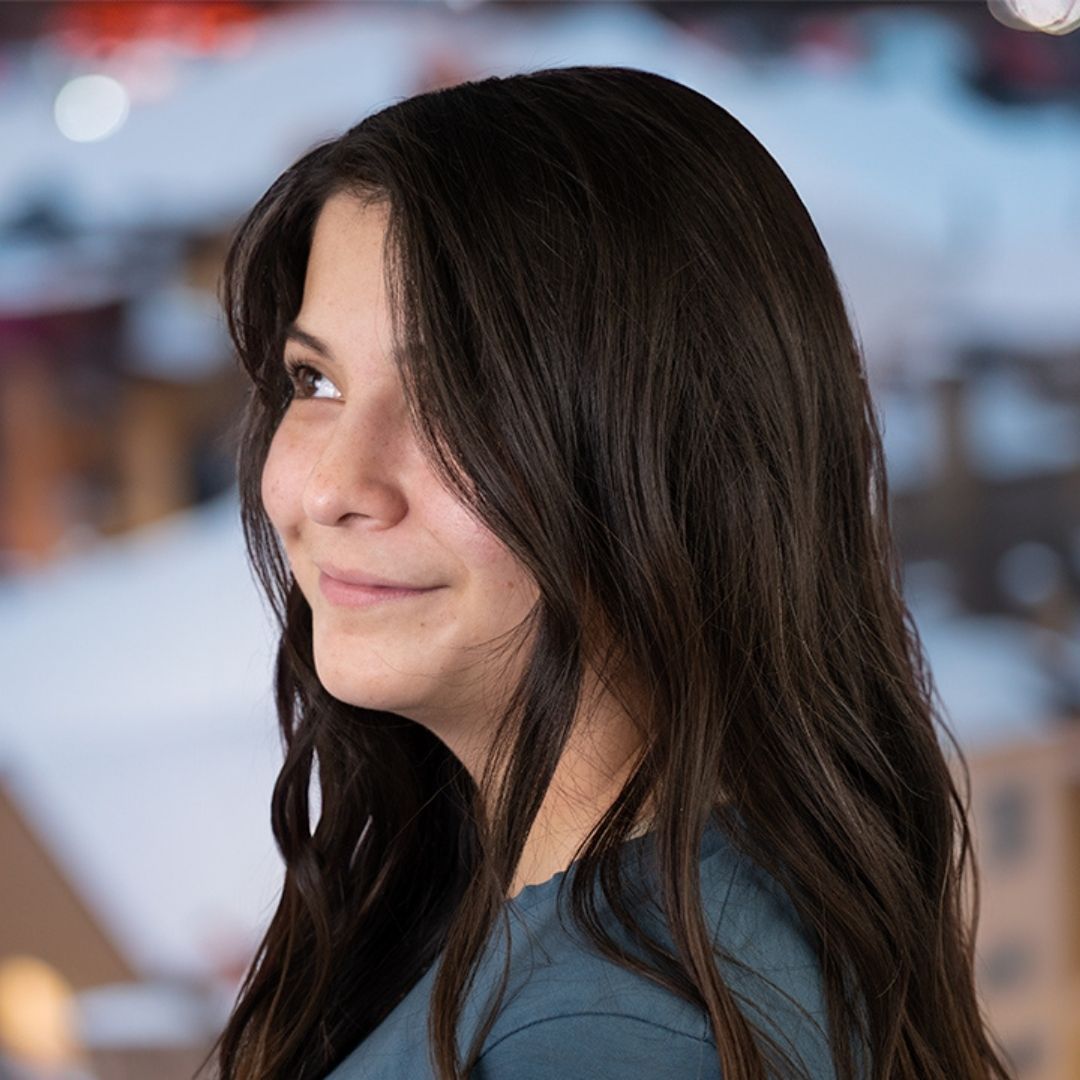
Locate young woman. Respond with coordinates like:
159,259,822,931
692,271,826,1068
199,66,1013,1080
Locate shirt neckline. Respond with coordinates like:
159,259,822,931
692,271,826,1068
505,828,651,909
505,811,730,912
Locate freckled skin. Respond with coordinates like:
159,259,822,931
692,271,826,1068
260,193,651,894
260,194,540,756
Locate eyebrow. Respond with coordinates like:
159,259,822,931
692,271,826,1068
284,322,336,360
284,321,414,365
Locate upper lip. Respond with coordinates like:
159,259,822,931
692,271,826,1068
316,561,438,590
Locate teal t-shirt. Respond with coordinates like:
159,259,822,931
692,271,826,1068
326,813,837,1078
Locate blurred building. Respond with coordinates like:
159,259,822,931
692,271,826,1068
962,722,1080,1079
0,217,246,574
0,773,228,1079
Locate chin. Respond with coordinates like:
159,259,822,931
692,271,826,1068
310,656,405,714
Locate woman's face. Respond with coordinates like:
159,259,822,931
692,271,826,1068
260,192,540,755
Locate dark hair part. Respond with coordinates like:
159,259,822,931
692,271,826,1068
197,65,1012,1080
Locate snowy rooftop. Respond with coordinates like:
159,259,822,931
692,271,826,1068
0,490,283,981
1,6,1079,362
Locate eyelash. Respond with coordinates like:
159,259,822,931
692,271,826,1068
283,356,334,400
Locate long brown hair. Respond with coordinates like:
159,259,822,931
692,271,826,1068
198,65,1013,1079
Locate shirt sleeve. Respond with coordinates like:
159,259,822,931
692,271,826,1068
472,1011,721,1079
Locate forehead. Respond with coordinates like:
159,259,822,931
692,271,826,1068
297,193,391,333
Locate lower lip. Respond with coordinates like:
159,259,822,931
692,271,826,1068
318,572,442,608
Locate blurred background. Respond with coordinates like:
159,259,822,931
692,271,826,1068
0,1,1078,1077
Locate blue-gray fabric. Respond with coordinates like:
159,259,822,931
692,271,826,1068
325,815,838,1078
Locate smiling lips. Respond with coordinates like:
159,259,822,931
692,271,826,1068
314,560,439,589
317,570,443,608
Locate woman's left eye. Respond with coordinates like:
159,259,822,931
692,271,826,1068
284,359,341,400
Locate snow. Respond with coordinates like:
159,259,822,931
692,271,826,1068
0,490,285,979
4,6,1077,362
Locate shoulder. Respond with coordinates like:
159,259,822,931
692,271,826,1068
473,1009,720,1079
475,824,831,1075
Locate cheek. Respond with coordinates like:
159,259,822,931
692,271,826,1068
441,500,513,566
260,424,304,531
440,502,538,600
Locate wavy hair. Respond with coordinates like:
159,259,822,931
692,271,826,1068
196,65,1013,1079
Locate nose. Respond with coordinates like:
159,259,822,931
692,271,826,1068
301,410,407,528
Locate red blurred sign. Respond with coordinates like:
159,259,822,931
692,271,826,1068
44,1,275,58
